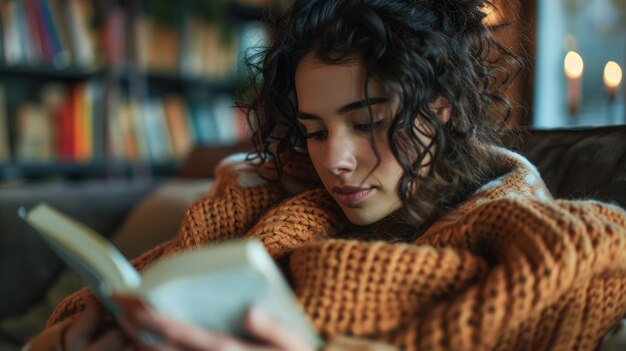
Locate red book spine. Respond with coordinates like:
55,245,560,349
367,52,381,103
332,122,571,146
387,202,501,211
23,0,48,63
57,87,75,162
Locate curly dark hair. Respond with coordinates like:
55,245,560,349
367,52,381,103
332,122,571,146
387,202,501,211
237,0,524,230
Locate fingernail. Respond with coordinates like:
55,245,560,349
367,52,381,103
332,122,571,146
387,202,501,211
249,307,268,327
138,330,163,347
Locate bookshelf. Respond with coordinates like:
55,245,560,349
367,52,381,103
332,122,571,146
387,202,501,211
0,0,273,182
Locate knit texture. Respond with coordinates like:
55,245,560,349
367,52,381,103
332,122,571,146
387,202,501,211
47,149,626,351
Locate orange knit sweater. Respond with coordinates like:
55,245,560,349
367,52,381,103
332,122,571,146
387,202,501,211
47,149,626,351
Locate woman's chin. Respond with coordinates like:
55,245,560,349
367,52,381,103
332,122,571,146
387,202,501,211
342,208,389,227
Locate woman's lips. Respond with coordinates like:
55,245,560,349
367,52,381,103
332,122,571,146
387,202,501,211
332,186,374,207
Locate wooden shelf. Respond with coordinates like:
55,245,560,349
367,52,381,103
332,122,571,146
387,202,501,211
0,64,103,81
0,161,181,182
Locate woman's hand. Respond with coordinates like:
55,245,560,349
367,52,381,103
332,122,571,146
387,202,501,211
113,294,315,351
28,296,134,351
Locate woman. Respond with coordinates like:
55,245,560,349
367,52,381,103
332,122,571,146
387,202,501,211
27,0,626,350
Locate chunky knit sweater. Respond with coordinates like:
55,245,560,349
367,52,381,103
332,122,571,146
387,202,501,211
47,149,626,351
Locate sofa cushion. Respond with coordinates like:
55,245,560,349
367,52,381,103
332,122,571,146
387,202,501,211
511,125,626,208
110,179,213,260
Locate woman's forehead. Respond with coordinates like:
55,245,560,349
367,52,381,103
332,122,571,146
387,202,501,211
295,55,385,112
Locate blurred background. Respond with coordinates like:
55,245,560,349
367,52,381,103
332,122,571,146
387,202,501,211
0,0,623,183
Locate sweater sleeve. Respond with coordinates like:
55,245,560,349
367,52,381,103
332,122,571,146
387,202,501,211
394,199,626,350
291,199,626,351
389,200,626,350
289,240,489,339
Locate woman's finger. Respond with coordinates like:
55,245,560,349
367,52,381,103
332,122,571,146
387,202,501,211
244,307,314,351
28,319,73,351
83,328,129,351
121,305,273,351
64,296,106,351
28,297,113,351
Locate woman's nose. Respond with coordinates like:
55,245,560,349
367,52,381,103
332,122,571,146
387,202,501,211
324,135,357,176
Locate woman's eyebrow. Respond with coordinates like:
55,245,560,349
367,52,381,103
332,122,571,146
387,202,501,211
296,97,388,120
337,97,388,114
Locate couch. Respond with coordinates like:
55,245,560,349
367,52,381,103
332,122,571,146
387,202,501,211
0,125,625,349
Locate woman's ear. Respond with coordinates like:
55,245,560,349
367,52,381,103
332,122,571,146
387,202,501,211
430,97,451,124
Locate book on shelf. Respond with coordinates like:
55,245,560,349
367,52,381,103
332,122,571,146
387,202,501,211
73,83,93,163
15,102,54,162
163,95,193,158
179,16,242,79
40,0,72,67
17,0,39,65
10,82,103,164
0,84,10,162
24,0,46,64
102,4,126,68
126,98,150,162
66,0,98,68
19,203,322,348
106,90,128,161
142,98,175,162
213,95,242,145
55,84,75,161
0,0,96,68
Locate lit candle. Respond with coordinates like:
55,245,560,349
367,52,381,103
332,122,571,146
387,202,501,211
603,61,622,101
564,51,584,115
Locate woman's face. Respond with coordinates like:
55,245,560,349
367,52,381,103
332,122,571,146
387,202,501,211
295,54,403,225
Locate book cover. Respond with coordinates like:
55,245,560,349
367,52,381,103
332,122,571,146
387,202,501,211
19,203,322,348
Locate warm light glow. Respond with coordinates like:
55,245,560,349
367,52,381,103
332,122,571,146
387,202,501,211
564,51,584,78
604,61,622,89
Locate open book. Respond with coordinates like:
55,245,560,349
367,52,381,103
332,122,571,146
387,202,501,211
20,203,322,347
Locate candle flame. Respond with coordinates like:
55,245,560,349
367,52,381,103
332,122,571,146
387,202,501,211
603,61,622,89
564,51,584,79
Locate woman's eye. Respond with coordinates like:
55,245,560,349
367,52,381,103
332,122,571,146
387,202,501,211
354,119,386,132
306,130,328,141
